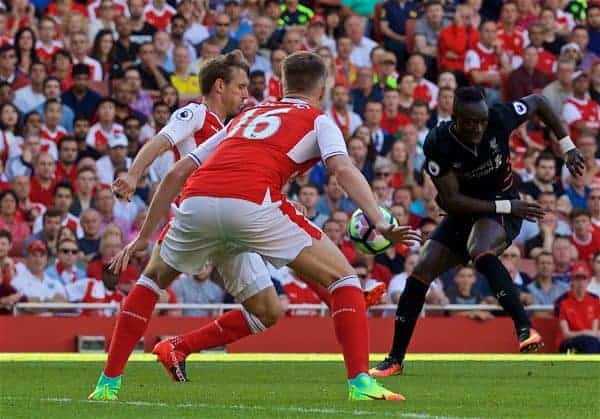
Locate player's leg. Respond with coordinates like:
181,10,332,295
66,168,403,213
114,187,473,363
288,236,404,401
153,253,283,381
370,239,462,377
468,218,542,352
88,244,181,400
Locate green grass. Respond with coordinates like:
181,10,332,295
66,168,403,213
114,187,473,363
1,356,599,419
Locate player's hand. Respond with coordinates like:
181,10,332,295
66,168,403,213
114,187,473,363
565,148,585,178
112,173,136,202
510,200,546,222
376,222,422,246
108,236,147,273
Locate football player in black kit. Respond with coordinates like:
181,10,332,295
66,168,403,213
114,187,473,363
370,87,585,377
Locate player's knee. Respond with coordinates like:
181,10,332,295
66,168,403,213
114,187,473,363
252,302,283,328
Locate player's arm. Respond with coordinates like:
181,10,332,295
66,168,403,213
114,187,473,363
112,134,172,200
518,94,585,177
317,116,420,244
113,104,207,200
429,166,545,221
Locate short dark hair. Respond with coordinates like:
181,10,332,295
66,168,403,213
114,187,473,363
152,101,170,112
410,100,430,113
53,181,74,197
74,114,90,124
58,136,77,150
200,49,250,94
299,183,319,194
0,229,12,243
57,238,79,250
419,217,437,228
249,69,266,80
0,190,18,206
43,76,61,89
43,98,61,112
282,51,327,95
72,63,91,77
43,208,63,223
76,166,95,177
535,151,556,166
454,86,485,104
0,44,15,55
535,250,553,262
570,208,591,221
95,97,116,112
123,115,141,127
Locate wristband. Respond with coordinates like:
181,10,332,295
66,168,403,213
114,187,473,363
559,136,576,155
494,200,511,214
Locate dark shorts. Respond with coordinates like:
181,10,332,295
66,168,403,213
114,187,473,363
429,214,522,263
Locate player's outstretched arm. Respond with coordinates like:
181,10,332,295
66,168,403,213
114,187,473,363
520,94,585,177
112,134,172,201
326,154,421,245
433,170,546,222
110,156,198,273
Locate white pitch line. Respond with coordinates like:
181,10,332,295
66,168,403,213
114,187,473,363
39,397,481,419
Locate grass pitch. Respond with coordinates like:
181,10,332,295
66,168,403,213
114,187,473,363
1,354,598,419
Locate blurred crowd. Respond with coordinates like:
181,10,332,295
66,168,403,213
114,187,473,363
0,0,598,350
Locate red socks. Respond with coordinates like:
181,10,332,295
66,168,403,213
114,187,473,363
329,276,369,379
174,309,252,356
300,275,332,308
104,283,158,377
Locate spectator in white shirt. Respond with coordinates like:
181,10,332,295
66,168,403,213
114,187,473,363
13,62,47,114
345,15,377,68
171,263,225,317
11,240,66,312
70,32,103,81
96,134,131,185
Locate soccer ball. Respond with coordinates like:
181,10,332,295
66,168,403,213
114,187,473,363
348,206,398,254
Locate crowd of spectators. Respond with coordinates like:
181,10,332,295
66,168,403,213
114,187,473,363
0,0,598,350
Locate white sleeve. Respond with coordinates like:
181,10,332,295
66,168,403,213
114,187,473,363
464,50,481,72
158,103,206,147
187,125,229,165
562,102,581,125
387,274,407,297
315,114,348,160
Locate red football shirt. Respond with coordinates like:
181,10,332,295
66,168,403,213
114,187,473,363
558,291,600,337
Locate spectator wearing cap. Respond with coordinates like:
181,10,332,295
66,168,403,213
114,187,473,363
542,57,575,116
507,46,551,101
562,71,600,140
201,13,239,55
11,240,67,310
527,251,569,307
437,4,478,75
327,84,363,139
79,208,102,261
556,261,600,353
559,42,584,70
414,0,449,72
304,15,335,53
0,45,28,90
85,98,124,154
0,190,30,257
240,33,270,74
570,209,600,264
96,133,131,185
345,15,377,69
61,64,102,120
45,238,86,286
13,62,47,114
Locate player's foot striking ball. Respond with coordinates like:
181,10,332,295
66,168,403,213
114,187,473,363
372,87,585,373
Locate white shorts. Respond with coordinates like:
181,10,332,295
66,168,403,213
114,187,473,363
160,196,321,287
